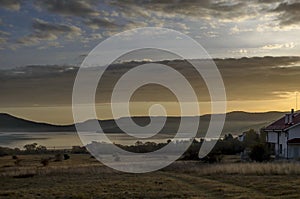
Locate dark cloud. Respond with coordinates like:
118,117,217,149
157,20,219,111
17,19,81,46
34,1,142,31
32,18,81,34
35,0,99,17
257,0,282,3
108,0,254,21
0,0,21,11
1,57,300,107
271,2,300,27
84,17,119,30
83,17,144,31
32,0,300,28
0,30,10,37
0,30,10,49
0,37,7,45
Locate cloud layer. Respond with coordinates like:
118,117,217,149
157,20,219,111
272,1,300,27
2,0,300,47
0,0,21,11
34,0,99,17
0,0,300,67
16,19,82,46
1,57,300,107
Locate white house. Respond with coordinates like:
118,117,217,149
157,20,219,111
265,109,300,159
237,132,246,142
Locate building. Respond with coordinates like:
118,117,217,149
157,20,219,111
237,132,246,142
264,109,300,159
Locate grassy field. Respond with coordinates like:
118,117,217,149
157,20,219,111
1,154,300,198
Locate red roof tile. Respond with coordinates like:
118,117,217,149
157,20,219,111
265,113,300,131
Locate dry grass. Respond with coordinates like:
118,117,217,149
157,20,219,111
166,161,300,176
0,154,115,177
1,155,300,198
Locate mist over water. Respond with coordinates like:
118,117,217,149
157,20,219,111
0,132,195,149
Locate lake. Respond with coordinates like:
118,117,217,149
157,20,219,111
0,132,187,149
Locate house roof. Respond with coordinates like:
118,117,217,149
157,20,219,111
265,113,300,131
288,138,300,144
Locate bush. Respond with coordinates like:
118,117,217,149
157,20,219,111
63,154,70,160
12,155,18,160
54,154,64,162
249,144,270,162
0,147,14,156
71,146,88,154
14,159,22,166
41,158,50,166
202,153,223,163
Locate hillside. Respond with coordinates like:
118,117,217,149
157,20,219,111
0,113,75,132
0,111,285,136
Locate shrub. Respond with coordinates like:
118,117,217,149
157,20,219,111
41,158,50,166
13,174,35,178
249,144,270,162
71,146,88,154
54,154,64,162
63,154,70,160
14,159,22,166
202,153,223,163
0,147,14,156
12,155,18,160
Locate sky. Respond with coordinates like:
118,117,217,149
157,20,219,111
1,0,300,124
1,0,300,67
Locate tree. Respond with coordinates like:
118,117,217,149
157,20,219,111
259,128,267,143
224,134,234,141
249,144,270,162
36,145,47,153
23,143,38,152
135,141,143,146
243,129,260,148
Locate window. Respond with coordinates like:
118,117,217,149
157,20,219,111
279,144,283,154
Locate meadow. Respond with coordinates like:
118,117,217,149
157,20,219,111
0,154,300,198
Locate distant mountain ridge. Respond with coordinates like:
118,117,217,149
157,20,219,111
0,111,286,136
0,113,75,132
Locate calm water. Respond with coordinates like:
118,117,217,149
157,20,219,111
0,132,181,149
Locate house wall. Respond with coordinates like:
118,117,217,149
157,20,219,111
286,125,300,159
267,132,277,143
266,131,288,158
238,135,244,142
288,125,300,139
288,145,300,159
279,132,288,158
266,121,300,159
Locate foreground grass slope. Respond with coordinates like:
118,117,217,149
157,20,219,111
1,154,300,198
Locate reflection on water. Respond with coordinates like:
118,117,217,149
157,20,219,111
0,132,82,149
0,132,180,149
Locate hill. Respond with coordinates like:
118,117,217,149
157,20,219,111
0,113,75,132
0,111,285,136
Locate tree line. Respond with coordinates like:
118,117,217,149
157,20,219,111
0,129,270,162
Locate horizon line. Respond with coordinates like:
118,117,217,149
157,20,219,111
0,109,293,126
